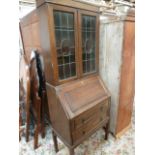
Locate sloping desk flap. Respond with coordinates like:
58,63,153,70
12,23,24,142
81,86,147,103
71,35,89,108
56,76,110,119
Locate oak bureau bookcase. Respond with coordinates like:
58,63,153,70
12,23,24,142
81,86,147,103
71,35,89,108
20,0,111,154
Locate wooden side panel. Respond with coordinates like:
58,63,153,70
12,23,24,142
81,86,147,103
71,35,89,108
31,22,41,46
20,5,54,84
46,83,72,145
21,24,32,61
20,8,51,120
37,4,54,84
20,10,42,63
116,21,135,134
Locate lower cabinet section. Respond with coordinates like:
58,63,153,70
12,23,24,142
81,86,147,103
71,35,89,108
46,75,111,154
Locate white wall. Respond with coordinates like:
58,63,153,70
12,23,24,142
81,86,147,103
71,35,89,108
19,2,35,19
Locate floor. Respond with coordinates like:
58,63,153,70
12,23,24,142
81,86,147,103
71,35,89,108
19,111,134,155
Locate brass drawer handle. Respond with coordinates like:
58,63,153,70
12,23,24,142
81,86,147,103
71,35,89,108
82,131,86,135
100,106,103,112
100,117,103,121
81,119,85,123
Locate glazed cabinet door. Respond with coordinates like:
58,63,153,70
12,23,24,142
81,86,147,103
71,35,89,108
48,5,79,84
78,11,99,76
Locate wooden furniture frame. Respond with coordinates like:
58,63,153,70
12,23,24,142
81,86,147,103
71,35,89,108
46,75,111,155
20,0,100,86
20,1,111,154
48,4,99,85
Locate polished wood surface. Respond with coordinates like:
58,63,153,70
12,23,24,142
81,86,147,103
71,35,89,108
116,19,135,134
20,2,100,86
72,100,109,143
46,75,111,154
20,2,109,154
36,0,100,13
56,76,110,118
73,100,109,130
20,8,50,119
20,10,41,63
46,83,72,145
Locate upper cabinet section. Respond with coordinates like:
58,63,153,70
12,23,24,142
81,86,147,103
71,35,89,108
20,1,100,85
47,4,99,85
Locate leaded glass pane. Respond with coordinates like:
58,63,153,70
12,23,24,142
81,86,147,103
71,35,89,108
54,11,76,80
82,15,96,74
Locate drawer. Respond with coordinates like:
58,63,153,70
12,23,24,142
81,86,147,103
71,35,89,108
72,112,108,143
73,99,109,130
